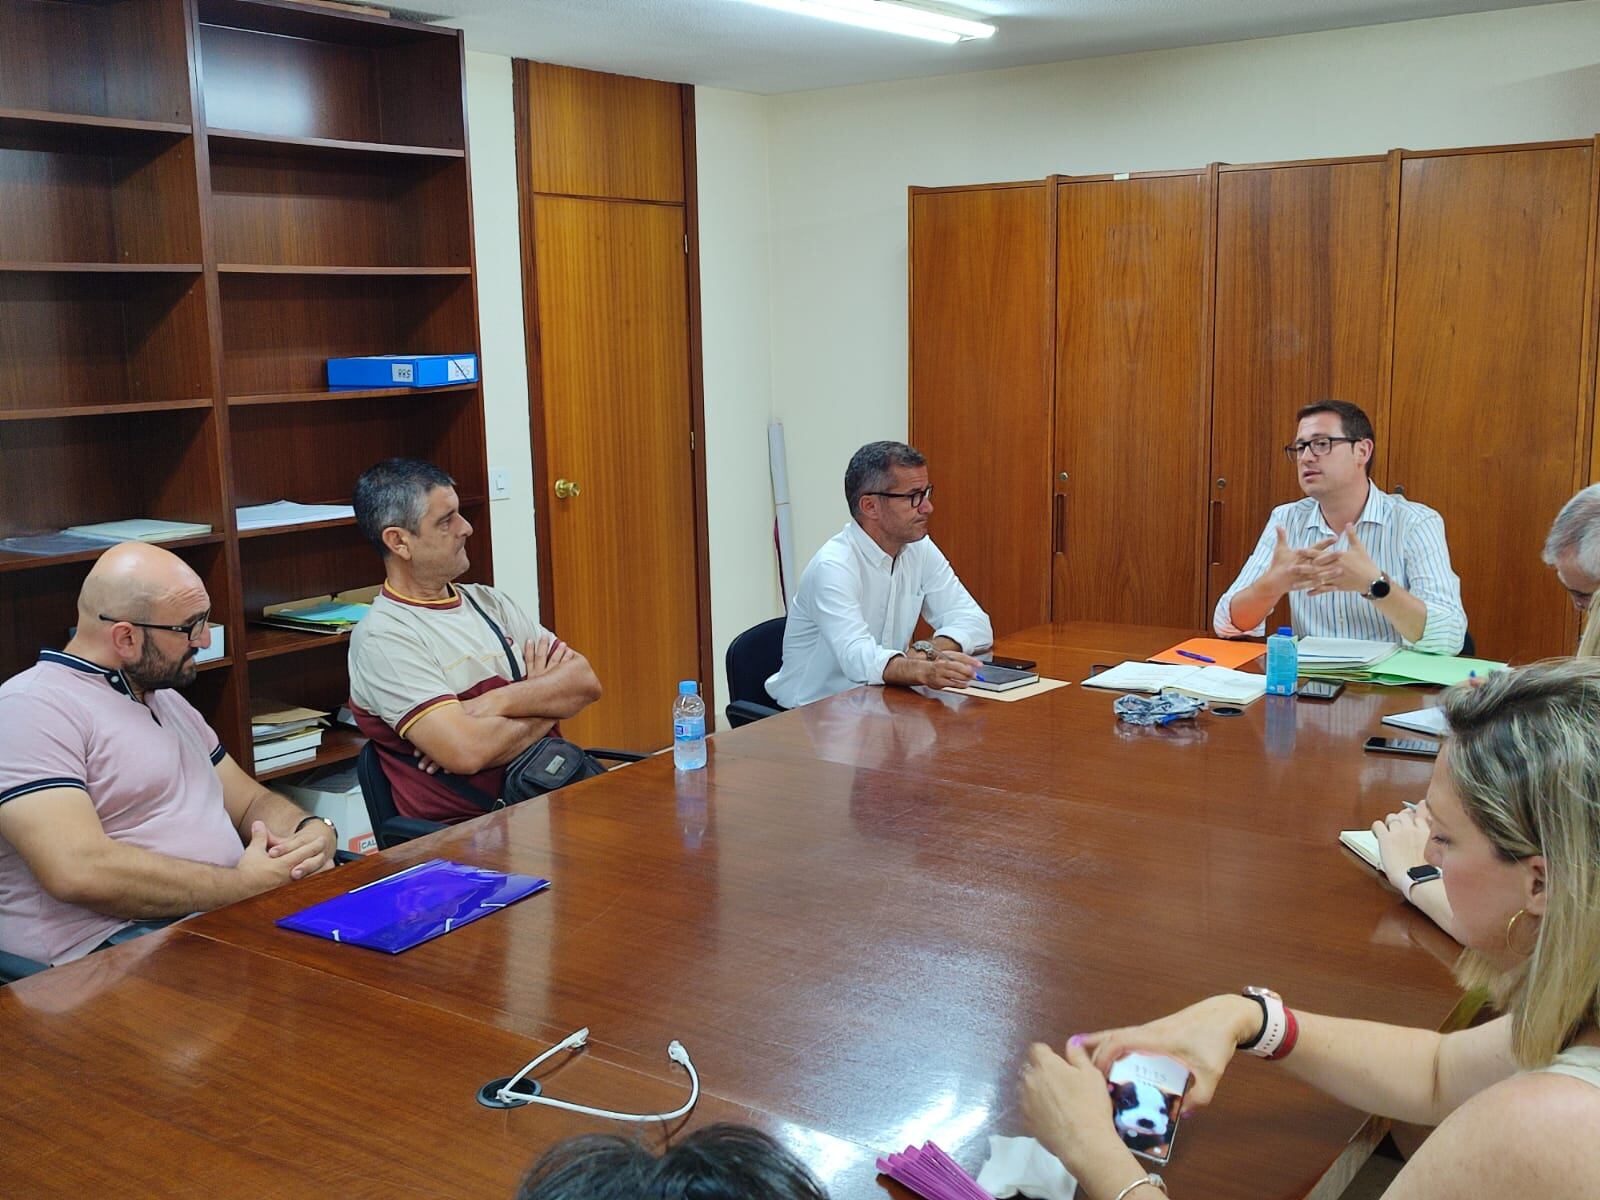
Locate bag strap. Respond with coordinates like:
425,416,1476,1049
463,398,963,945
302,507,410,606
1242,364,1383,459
372,739,503,813
457,585,523,683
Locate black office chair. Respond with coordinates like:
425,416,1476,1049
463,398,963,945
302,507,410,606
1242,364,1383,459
1462,628,1476,658
725,616,787,728
355,741,647,850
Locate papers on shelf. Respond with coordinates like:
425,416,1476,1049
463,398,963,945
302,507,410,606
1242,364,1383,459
63,518,213,543
251,698,328,770
0,531,120,556
255,587,378,635
1382,705,1450,736
1082,661,1266,706
235,500,356,530
1338,829,1382,871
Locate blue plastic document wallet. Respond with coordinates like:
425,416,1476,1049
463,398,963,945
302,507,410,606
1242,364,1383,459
276,859,550,953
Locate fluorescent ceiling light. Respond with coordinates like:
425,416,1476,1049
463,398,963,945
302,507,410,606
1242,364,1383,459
740,0,996,44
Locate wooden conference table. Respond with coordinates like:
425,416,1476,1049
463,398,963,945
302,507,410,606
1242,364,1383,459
0,622,1471,1199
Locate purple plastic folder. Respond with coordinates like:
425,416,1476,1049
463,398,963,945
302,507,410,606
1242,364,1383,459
276,859,550,953
875,1142,989,1200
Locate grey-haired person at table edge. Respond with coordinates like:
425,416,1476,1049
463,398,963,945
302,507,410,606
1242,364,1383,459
1213,400,1466,654
0,542,336,968
766,440,993,710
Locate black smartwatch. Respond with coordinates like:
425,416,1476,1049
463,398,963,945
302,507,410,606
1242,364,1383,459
1362,573,1392,600
1403,864,1442,901
295,815,336,838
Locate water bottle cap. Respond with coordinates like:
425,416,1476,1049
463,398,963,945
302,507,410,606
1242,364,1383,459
678,680,698,695
1276,627,1292,636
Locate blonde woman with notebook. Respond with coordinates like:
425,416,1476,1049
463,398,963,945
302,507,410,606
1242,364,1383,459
1019,660,1600,1200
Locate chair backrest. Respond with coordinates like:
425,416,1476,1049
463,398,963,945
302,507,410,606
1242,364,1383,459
725,616,786,708
355,742,403,848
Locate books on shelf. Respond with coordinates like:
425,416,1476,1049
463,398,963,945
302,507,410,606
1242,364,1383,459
251,697,329,771
236,500,356,531
1081,661,1267,706
61,518,213,544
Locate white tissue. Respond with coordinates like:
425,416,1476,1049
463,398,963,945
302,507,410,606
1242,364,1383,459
975,1136,1078,1199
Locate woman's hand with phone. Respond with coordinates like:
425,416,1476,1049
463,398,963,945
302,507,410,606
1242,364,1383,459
1019,1039,1131,1183
1083,994,1262,1113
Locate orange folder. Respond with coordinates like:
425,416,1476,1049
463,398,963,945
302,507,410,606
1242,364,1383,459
1148,637,1266,669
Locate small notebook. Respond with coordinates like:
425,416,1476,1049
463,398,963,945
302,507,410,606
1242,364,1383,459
1382,706,1450,736
1083,661,1266,706
1338,828,1381,871
277,859,550,953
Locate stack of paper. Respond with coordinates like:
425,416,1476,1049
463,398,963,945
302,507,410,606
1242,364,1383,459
1083,661,1267,706
255,586,377,636
1382,705,1450,736
876,1142,989,1200
1301,648,1506,687
236,500,357,531
63,518,213,543
251,698,328,772
1296,637,1399,672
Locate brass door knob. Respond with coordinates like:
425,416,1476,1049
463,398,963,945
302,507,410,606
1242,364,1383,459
554,478,581,500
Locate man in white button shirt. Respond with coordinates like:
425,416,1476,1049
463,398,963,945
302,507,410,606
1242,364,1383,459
766,441,994,709
1214,401,1466,653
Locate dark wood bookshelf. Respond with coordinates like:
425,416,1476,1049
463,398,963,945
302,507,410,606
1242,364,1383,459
0,0,490,784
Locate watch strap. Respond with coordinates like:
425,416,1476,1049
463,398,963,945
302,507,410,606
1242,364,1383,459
1239,989,1289,1058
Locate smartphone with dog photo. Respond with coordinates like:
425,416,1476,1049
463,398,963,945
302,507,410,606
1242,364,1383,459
1107,1052,1193,1164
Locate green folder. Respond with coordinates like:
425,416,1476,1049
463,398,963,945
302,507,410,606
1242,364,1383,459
1311,649,1507,687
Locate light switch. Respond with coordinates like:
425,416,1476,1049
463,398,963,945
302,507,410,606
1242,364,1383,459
489,468,511,500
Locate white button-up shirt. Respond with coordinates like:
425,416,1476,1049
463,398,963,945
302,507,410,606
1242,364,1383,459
1213,484,1467,654
766,521,994,709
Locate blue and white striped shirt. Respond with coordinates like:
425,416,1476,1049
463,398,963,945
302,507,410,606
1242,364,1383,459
1213,485,1467,654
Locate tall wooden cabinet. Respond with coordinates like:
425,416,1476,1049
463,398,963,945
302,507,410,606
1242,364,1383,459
911,136,1599,664
0,0,490,776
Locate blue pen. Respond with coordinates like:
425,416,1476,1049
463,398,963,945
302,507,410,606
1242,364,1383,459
1176,649,1216,664
974,673,986,682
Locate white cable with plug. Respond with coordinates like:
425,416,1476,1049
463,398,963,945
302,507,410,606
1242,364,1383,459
494,1027,700,1123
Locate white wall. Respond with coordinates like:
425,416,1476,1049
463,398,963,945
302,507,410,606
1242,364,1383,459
465,2,1600,719
465,51,540,620
695,88,784,716
761,0,1600,563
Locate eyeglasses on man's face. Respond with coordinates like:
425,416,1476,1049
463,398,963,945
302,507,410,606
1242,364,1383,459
1283,436,1360,462
99,609,212,645
867,484,933,508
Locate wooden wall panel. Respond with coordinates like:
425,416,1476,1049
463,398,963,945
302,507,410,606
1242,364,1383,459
1389,145,1592,663
1053,174,1210,626
526,62,684,202
1209,160,1390,622
908,183,1052,639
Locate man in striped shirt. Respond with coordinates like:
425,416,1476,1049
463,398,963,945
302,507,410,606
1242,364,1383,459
1213,401,1466,654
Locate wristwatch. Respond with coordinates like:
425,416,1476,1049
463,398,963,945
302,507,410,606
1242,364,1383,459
1238,986,1290,1058
295,815,336,839
910,639,939,661
1362,572,1392,600
1403,864,1443,901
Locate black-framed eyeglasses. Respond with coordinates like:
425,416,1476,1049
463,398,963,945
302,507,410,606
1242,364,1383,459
99,609,211,644
866,485,933,507
1283,436,1360,461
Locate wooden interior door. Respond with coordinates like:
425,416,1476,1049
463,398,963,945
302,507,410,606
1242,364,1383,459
908,183,1052,639
1208,159,1391,625
532,195,699,750
1388,145,1593,663
1053,173,1211,626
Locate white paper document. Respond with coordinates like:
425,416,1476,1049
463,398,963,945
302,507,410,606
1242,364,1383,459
1382,706,1450,736
1082,661,1265,705
236,500,356,530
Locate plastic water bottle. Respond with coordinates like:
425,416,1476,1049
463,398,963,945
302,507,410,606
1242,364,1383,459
1265,626,1298,696
672,680,707,770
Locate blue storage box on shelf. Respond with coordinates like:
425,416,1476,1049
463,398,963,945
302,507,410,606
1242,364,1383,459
327,354,479,389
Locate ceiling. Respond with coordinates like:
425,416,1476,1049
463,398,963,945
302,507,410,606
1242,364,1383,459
400,0,1572,94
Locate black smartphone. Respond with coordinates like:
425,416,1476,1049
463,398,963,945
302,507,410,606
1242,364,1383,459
1364,735,1441,759
1296,679,1345,701
984,654,1037,671
1107,1052,1193,1164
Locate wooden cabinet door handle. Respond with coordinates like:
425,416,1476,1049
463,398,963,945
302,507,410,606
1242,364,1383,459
1053,492,1066,555
1209,498,1224,566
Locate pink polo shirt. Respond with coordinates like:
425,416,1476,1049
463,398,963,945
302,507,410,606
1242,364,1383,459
0,651,244,965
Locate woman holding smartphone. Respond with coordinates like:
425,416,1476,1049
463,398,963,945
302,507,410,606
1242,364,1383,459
1019,659,1600,1200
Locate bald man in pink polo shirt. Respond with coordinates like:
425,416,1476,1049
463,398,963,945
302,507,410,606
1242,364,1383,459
0,543,335,967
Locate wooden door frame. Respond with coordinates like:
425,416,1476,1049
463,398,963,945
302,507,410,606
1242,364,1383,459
511,63,715,715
